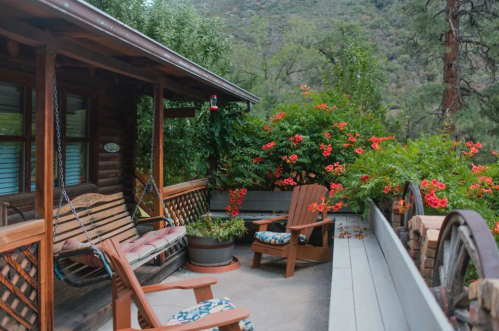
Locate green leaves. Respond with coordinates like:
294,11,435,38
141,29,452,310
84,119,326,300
186,216,247,241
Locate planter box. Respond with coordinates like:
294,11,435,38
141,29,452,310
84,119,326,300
367,199,452,331
187,236,235,267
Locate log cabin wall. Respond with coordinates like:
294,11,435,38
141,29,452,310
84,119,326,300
0,48,138,225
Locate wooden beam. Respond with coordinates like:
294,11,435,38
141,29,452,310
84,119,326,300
152,84,165,265
34,45,55,331
163,107,196,119
0,16,210,101
160,77,207,101
0,15,158,83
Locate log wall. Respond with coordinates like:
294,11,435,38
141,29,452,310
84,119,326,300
0,60,137,225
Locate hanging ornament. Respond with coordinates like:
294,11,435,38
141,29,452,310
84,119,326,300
210,95,218,111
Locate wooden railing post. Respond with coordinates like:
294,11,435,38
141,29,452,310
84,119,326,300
153,83,165,264
35,45,55,331
0,202,8,227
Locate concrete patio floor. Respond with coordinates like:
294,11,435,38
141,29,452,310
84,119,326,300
97,243,332,331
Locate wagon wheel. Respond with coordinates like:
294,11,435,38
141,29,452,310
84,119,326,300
402,182,424,229
432,210,499,330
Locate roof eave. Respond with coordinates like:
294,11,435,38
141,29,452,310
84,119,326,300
24,0,260,104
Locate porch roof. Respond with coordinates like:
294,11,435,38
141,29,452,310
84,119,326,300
0,0,260,104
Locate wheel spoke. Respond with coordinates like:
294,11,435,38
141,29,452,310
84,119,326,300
455,320,471,331
452,289,470,308
448,245,469,296
445,226,462,289
458,225,482,277
454,308,472,324
442,240,451,287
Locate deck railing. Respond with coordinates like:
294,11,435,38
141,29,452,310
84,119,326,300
133,171,209,225
0,219,47,331
162,179,209,225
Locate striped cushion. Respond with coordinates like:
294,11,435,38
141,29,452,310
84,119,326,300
165,297,253,331
61,226,186,267
60,240,106,268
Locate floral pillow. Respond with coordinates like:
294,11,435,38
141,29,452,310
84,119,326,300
255,231,307,245
165,297,254,331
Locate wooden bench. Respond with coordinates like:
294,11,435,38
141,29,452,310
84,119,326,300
208,191,292,222
329,201,452,331
53,192,187,287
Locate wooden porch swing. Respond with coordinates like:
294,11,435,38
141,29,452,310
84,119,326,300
50,77,186,288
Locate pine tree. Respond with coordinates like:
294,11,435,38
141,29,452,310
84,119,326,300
402,0,499,133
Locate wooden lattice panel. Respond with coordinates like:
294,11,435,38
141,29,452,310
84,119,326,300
0,244,40,331
164,188,209,225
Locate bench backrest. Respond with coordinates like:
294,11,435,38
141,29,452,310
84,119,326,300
210,191,294,212
53,192,139,253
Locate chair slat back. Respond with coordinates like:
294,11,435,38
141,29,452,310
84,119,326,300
53,193,140,252
102,238,162,328
286,185,328,240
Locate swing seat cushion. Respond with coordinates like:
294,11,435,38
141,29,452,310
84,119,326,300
164,297,254,331
61,226,186,268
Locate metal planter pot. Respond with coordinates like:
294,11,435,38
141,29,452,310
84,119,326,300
187,235,235,267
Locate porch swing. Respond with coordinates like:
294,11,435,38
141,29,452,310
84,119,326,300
51,68,186,288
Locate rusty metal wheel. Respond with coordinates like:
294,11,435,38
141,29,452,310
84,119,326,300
402,182,424,229
432,210,499,330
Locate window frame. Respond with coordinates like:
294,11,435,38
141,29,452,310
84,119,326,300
0,76,94,195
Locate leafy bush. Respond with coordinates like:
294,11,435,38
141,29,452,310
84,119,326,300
186,216,247,241
342,135,497,224
216,85,389,191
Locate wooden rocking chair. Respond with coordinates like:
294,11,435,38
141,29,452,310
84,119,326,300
102,238,251,331
251,184,334,278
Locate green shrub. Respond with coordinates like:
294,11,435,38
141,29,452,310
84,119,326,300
342,135,496,224
186,216,247,241
216,86,388,191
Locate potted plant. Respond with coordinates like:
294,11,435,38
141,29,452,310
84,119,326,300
186,216,247,267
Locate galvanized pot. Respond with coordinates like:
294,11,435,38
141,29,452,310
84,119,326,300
187,235,235,267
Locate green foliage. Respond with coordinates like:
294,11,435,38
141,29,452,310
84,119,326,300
216,89,388,190
85,0,146,30
145,0,233,76
321,24,386,113
229,16,325,115
343,135,496,223
185,216,247,241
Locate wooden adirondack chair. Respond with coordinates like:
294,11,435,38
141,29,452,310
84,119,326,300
102,238,251,331
251,184,334,278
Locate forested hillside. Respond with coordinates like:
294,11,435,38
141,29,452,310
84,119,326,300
190,0,499,160
190,0,432,111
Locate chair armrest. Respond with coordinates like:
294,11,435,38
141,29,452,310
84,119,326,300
289,218,335,231
54,247,95,258
136,216,173,226
253,214,288,225
121,307,250,331
142,276,217,294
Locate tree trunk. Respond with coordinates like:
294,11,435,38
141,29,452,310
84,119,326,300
441,0,461,134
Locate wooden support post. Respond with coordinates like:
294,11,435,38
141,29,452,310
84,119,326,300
153,84,165,265
35,45,55,331
208,111,218,177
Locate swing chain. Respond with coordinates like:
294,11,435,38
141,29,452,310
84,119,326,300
131,85,171,224
53,63,99,252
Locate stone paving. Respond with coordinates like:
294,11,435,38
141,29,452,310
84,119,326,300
98,243,332,331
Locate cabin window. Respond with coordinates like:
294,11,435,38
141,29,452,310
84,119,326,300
0,80,90,196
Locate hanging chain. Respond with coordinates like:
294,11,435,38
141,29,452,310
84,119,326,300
131,86,172,225
52,63,99,251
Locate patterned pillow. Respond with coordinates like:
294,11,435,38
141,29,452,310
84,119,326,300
60,240,105,268
255,231,307,245
165,297,253,331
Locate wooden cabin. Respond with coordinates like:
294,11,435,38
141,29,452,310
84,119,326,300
0,0,258,330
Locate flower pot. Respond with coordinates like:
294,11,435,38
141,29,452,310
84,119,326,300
187,235,235,267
